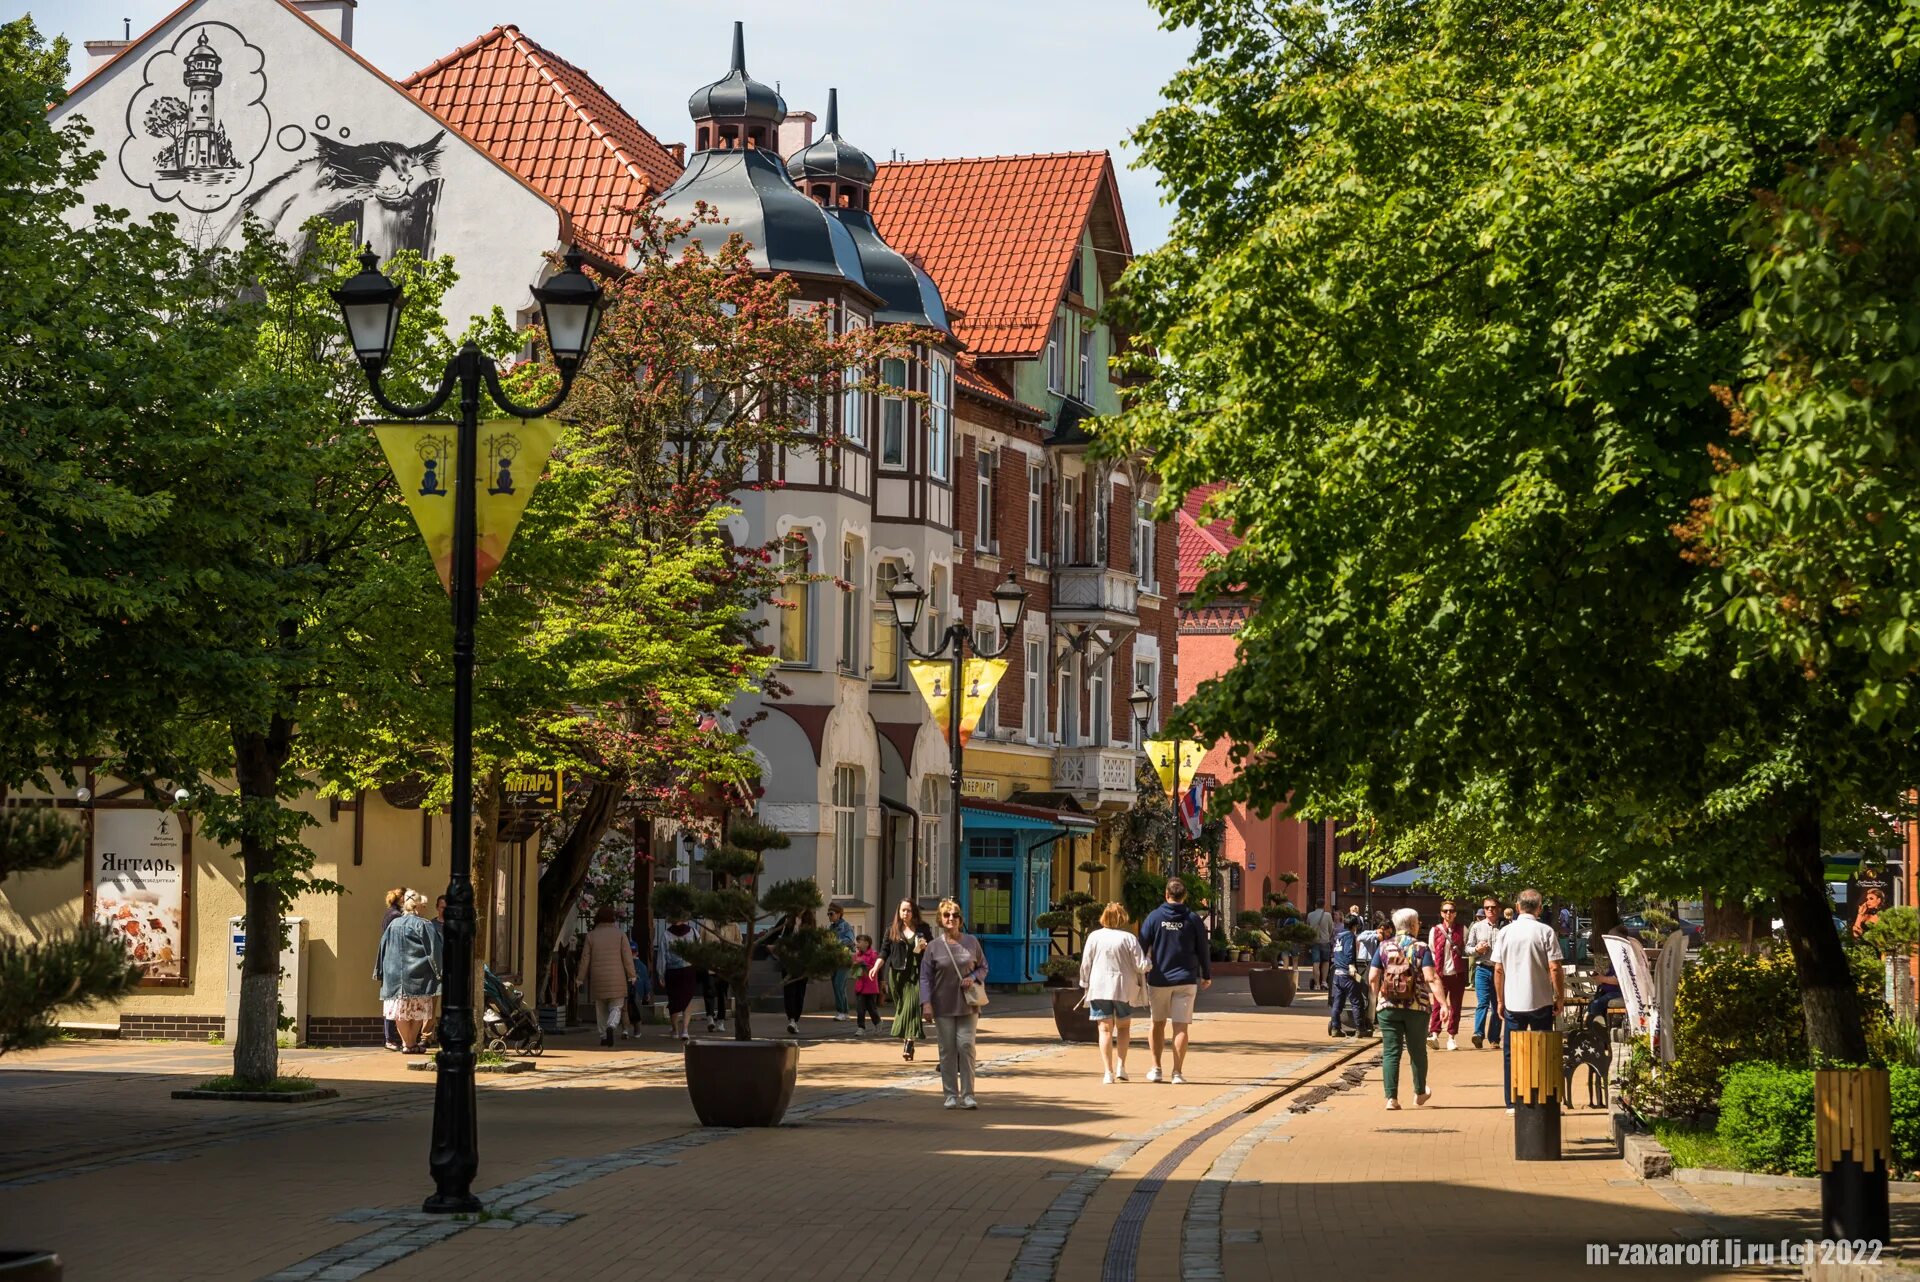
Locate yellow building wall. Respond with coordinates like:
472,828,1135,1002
0,782,541,1042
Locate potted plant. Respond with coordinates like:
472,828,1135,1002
1233,910,1268,963
661,815,849,1127
1038,888,1105,1042
1251,887,1314,1006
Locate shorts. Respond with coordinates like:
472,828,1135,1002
1147,983,1198,1024
1088,999,1139,1021
1309,943,1329,964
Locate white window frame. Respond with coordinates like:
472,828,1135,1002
1061,475,1077,565
929,356,952,482
777,533,813,666
879,357,907,468
1046,315,1064,393
1093,477,1109,567
1026,463,1043,564
1088,656,1109,748
1057,652,1077,746
1133,658,1157,740
1079,327,1094,399
975,449,994,552
1023,638,1045,742
1136,494,1157,590
871,558,902,685
832,765,861,898
974,625,999,739
918,775,945,899
842,314,867,446
839,536,862,674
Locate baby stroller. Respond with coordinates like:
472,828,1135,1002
483,964,545,1056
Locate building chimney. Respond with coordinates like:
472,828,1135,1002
667,141,686,166
775,110,815,162
84,20,132,75
293,0,356,46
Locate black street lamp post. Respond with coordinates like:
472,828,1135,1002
332,246,602,1214
1130,686,1180,876
890,572,1028,907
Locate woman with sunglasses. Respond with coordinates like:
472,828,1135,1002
920,897,989,1109
882,900,931,1060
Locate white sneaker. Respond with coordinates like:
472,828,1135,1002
1446,1036,1458,1051
1170,1073,1187,1085
944,1095,959,1109
1146,1066,1163,1083
1102,1071,1115,1085
715,1021,727,1033
1114,1064,1128,1081
835,1012,849,1021
1427,1032,1438,1043
961,1095,978,1110
786,1020,799,1035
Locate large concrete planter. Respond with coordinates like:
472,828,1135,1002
1050,987,1098,1043
684,1038,799,1128
1248,964,1298,1007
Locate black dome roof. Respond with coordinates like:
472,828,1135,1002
785,89,877,188
654,147,873,294
687,22,786,127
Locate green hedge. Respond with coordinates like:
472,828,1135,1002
1716,1063,1919,1178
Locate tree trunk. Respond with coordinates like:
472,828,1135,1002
231,718,293,1087
1776,808,1869,1063
1587,891,1620,970
630,813,652,977
534,778,622,995
1702,891,1746,948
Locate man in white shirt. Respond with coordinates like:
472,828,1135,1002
1491,888,1563,1112
1306,899,1335,991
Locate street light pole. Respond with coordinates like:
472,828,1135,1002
892,573,1028,913
334,247,601,1215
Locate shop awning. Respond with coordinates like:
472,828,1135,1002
961,799,1097,833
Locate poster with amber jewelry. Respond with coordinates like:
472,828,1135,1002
92,809,190,982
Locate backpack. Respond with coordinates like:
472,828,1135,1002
1379,938,1424,1007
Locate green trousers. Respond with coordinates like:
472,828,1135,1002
1377,1006,1429,1099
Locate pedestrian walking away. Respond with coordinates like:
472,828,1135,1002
920,897,987,1109
378,887,405,1051
376,890,443,1055
577,905,637,1046
826,903,856,1022
1493,887,1565,1112
1467,897,1502,1049
1427,900,1468,1049
1352,916,1380,1035
656,911,700,1041
1078,901,1152,1083
1370,906,1445,1109
1305,898,1334,991
1139,877,1212,1084
1327,915,1367,1038
759,909,814,1036
852,934,882,1034
883,899,931,1060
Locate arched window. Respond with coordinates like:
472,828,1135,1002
777,532,813,665
871,558,902,684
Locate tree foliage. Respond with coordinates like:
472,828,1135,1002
1116,0,1919,1059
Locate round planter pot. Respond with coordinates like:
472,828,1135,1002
683,1038,799,1128
1248,965,1298,1007
0,1252,61,1282
1051,986,1099,1043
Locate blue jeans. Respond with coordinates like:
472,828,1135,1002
1501,1006,1556,1104
1472,967,1501,1043
830,967,850,1015
1327,973,1367,1033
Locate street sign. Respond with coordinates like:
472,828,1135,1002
959,778,999,799
502,769,563,810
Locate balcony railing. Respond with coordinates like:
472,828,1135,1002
1051,565,1138,620
1051,744,1139,806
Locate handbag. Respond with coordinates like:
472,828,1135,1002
942,936,989,1010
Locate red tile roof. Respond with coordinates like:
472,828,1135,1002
403,26,683,262
955,354,1045,419
870,152,1128,359
1179,482,1242,596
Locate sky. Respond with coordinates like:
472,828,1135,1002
33,0,1193,251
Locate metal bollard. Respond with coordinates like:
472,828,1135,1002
1509,1029,1563,1161
1817,1068,1892,1244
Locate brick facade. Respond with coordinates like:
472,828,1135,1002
118,1013,225,1041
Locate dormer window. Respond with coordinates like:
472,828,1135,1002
1068,255,1084,298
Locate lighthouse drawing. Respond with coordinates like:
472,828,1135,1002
122,21,265,212
179,32,227,170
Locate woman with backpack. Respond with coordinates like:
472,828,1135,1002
1368,906,1446,1110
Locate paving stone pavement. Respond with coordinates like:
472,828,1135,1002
3,983,1911,1281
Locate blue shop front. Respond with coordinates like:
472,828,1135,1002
958,799,1096,985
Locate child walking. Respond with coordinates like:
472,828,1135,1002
852,934,882,1036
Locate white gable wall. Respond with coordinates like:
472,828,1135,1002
55,0,565,335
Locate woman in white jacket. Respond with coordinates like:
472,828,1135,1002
1078,902,1152,1084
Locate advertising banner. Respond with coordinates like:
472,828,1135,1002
1653,930,1688,1062
1144,738,1206,795
92,808,190,983
374,418,560,594
1603,933,1656,1048
502,768,563,810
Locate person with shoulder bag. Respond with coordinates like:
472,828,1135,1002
882,900,931,1061
920,897,988,1110
1079,902,1152,1083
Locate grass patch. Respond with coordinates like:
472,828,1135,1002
1650,1118,1742,1171
193,1073,317,1094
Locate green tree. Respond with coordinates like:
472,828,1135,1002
1116,0,1917,1059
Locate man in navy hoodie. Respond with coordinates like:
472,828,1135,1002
1138,877,1212,1083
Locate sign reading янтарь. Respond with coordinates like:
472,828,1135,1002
502,769,563,810
92,808,189,983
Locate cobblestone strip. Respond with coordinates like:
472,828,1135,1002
1178,1112,1294,1281
1005,1049,1326,1282
260,1043,1066,1282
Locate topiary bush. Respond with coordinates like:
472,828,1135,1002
1717,1063,1818,1176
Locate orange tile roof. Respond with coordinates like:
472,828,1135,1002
403,26,683,262
955,354,1044,420
870,152,1126,360
1179,482,1242,596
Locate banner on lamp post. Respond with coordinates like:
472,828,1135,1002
1144,738,1206,796
908,658,1008,747
374,419,560,594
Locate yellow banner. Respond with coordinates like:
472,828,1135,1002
1144,738,1206,794
908,657,1009,748
374,419,560,594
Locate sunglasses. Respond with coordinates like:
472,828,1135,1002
939,911,960,920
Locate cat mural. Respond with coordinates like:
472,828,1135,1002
221,130,446,260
